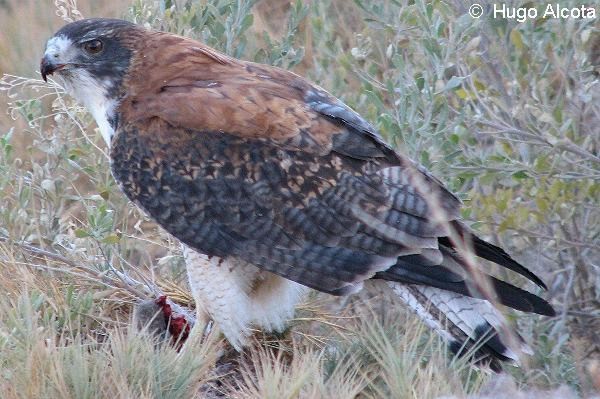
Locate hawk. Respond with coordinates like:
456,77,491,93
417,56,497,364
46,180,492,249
41,18,554,370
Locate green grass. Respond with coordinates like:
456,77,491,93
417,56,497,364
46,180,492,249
0,0,598,397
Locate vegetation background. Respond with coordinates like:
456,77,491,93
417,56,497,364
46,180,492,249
0,0,598,397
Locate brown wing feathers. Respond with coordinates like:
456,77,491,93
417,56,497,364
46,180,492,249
112,28,551,310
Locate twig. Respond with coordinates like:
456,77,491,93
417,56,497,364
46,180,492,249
0,236,196,325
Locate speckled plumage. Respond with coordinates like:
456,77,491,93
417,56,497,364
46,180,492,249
42,18,555,369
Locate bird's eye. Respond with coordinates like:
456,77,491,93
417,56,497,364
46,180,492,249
83,39,104,54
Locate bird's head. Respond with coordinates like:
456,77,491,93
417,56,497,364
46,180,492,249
41,18,137,88
41,18,142,145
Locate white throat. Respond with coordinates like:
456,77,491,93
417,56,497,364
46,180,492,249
45,35,118,148
60,70,117,148
87,94,116,148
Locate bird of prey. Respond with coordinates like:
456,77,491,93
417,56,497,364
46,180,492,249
41,18,554,370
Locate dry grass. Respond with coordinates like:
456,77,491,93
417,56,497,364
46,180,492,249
0,0,598,397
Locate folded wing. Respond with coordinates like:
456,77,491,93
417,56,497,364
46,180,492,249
112,33,553,368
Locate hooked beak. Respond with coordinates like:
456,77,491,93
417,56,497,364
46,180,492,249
40,55,66,82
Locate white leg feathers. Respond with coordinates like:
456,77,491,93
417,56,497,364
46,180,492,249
182,244,307,350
